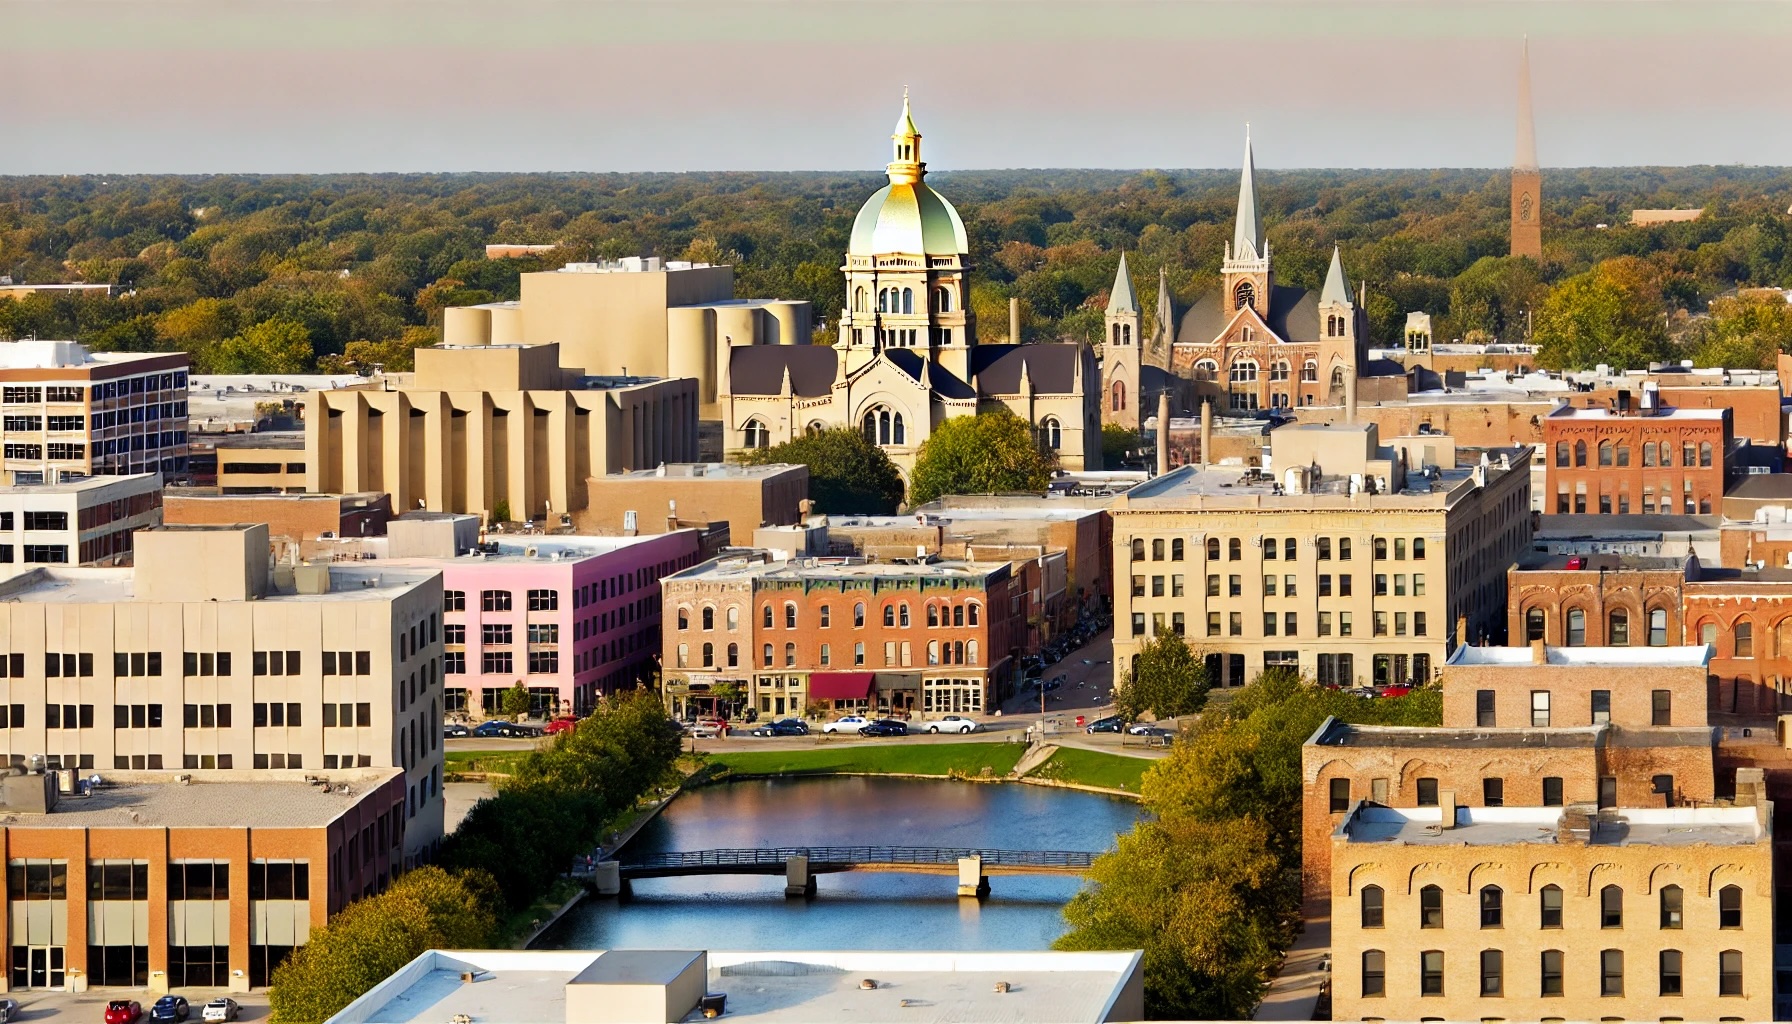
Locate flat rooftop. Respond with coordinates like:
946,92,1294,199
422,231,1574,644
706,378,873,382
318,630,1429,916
1513,551,1689,572
382,531,685,566
1341,804,1764,847
1535,513,1720,537
1447,644,1711,668
1311,721,1606,750
0,562,439,604
602,462,804,482
327,949,1142,1024
8,769,400,829
0,472,161,496
205,431,306,451
1546,404,1726,420
1116,453,1526,509
672,555,1005,584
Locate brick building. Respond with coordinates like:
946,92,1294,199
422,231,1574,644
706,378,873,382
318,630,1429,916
164,492,391,563
1544,399,1734,516
578,462,808,547
1684,568,1792,717
1507,553,1689,647
660,553,1026,720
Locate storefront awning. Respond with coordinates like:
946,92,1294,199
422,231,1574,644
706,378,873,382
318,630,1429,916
808,672,875,701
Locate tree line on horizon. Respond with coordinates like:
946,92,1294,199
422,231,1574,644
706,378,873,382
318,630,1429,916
1,166,1791,375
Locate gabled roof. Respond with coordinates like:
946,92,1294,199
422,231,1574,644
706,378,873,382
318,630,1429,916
1320,245,1352,307
1106,252,1139,314
728,346,837,397
970,344,1083,396
1176,284,1319,346
885,348,975,399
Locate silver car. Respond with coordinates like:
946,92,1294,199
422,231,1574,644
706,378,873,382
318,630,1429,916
925,715,979,735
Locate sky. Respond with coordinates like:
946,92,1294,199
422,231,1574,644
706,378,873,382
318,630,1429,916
4,0,1792,175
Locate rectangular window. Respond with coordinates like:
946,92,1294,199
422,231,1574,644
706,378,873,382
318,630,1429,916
1263,612,1276,637
1420,950,1444,996
1317,612,1332,637
1542,776,1564,806
1206,574,1219,597
1720,950,1743,996
1531,690,1551,728
1601,949,1623,996
1329,778,1349,813
1480,949,1502,996
1484,777,1504,807
1591,689,1611,724
1339,611,1352,637
1361,950,1384,998
1476,689,1496,727
480,590,512,612
1262,575,1276,597
1416,778,1439,806
1318,574,1332,597
1541,949,1564,994
1652,689,1671,726
1599,775,1617,808
526,589,558,611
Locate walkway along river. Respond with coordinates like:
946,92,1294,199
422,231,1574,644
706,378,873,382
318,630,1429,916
538,775,1141,951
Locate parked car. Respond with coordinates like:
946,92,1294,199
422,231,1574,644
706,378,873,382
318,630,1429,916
105,1001,143,1024
926,715,979,735
861,719,908,736
1127,721,1167,735
750,718,809,737
471,720,514,738
688,718,726,739
442,722,469,738
1085,715,1125,734
1133,726,1176,742
544,717,578,735
149,995,190,1022
0,997,16,1023
822,715,871,734
201,1000,240,1023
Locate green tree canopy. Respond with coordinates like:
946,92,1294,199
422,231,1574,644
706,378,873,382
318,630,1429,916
908,409,1058,505
212,317,313,374
499,682,531,721
1533,257,1674,370
1100,423,1141,470
1687,292,1792,370
740,427,904,515
1114,633,1208,722
1443,255,1545,344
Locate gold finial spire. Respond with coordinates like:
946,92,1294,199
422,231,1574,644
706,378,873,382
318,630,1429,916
888,88,923,185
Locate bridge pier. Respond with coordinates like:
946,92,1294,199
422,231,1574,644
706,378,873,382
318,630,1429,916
957,856,989,899
594,861,622,897
784,855,817,899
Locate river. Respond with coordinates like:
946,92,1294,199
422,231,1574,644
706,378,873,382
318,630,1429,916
538,776,1141,951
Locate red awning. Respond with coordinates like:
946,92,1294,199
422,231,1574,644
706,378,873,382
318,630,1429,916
807,672,875,701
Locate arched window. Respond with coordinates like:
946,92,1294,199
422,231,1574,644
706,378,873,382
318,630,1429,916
1616,443,1630,467
1480,885,1504,928
762,643,773,667
784,603,797,629
1270,360,1290,381
1229,360,1258,383
927,640,939,665
677,608,689,630
1599,440,1614,466
1720,885,1743,928
1361,885,1384,928
1111,380,1127,412
953,605,965,627
966,603,980,625
1228,538,1242,560
966,640,978,665
901,287,914,314
1122,324,1132,344
1419,884,1443,928
1112,323,1121,346
701,642,714,668
726,643,738,667
1660,442,1674,467
932,287,952,313
927,603,939,627
1700,442,1713,467
1555,441,1570,467
1194,359,1218,382
784,642,796,667
899,604,910,627
892,412,905,445
1649,608,1668,646
1041,417,1061,450
762,605,773,629
1609,610,1629,646
1330,366,1346,390
743,418,769,449
1659,884,1683,929
1131,538,1145,561
953,641,964,663
806,420,826,436
1567,608,1587,646
1326,314,1337,337
877,288,889,313
675,643,688,668
1574,440,1587,467
1736,621,1754,658
1207,538,1220,561
854,287,868,313
1234,281,1256,311
1701,621,1718,647
1302,359,1317,382
883,605,895,627
1525,607,1546,642
853,602,865,627
1643,441,1658,466
1600,884,1623,928
701,606,714,631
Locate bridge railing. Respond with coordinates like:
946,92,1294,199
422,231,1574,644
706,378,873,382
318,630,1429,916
623,847,1097,869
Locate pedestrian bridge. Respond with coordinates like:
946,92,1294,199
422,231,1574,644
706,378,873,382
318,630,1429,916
590,846,1099,899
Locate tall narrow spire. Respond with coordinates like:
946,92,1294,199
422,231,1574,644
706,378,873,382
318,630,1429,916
1514,38,1538,171
1151,266,1174,364
1106,252,1139,314
1232,126,1263,261
887,88,924,186
1320,245,1352,307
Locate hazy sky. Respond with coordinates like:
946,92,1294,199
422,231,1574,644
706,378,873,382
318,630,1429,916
5,0,1792,174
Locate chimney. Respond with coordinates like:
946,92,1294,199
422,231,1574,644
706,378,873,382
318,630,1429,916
1156,392,1171,477
1343,364,1358,424
1556,803,1595,845
1199,399,1212,468
1009,296,1021,344
1530,639,1547,665
1618,389,1633,415
1455,616,1469,647
1439,790,1457,829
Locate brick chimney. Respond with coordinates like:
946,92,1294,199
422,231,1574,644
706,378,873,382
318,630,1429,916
1531,639,1547,665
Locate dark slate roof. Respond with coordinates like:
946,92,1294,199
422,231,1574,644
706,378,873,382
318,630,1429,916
728,345,837,397
1175,284,1319,345
881,349,976,399
970,344,1082,396
1364,358,1407,378
1140,365,1174,395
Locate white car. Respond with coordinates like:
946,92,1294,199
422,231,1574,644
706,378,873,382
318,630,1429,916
202,999,241,1023
926,716,979,735
822,715,871,734
1127,721,1162,735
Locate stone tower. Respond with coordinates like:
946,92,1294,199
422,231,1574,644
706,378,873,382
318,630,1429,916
1104,252,1142,430
1221,128,1272,319
1317,245,1362,401
1511,39,1543,261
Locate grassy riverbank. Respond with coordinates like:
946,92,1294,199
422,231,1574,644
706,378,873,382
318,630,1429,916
706,741,1027,779
445,749,528,776
1030,747,1153,793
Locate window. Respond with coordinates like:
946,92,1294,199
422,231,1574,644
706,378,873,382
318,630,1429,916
1540,949,1564,995
1574,440,1587,467
1591,689,1610,724
1339,537,1351,560
526,589,558,611
1649,608,1668,646
1566,609,1586,646
1361,885,1384,928
481,624,512,646
1416,777,1438,806
1228,538,1241,560
1374,537,1388,560
1599,775,1617,808
1326,778,1351,812
1420,885,1443,928
1601,949,1623,996
1531,690,1551,727
1481,886,1503,928
784,643,796,667
480,590,511,612
1651,689,1672,726
1540,885,1563,928
1736,621,1754,657
1609,610,1629,646
1600,884,1623,928
1525,608,1545,642
743,418,770,449
1420,950,1444,996
1362,950,1385,997
853,603,865,627
1544,777,1567,806
1658,949,1682,996
113,704,164,729
1481,949,1503,997
1483,777,1504,807
1317,537,1331,560
1660,885,1683,929
1040,417,1061,450
1171,538,1185,561
1720,884,1742,928
1719,950,1743,996
1476,690,1496,727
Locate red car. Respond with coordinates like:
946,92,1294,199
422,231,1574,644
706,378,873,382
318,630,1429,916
105,1001,142,1024
544,717,578,735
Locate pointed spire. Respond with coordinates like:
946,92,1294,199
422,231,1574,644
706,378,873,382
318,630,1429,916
894,86,919,138
1232,125,1263,261
1515,38,1538,171
1153,266,1174,354
887,88,924,185
1018,357,1033,396
1320,245,1353,307
779,364,793,397
1106,252,1139,314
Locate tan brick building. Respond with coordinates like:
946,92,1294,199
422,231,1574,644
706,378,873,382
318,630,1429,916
1508,552,1690,647
164,492,391,563
577,462,808,547
1110,423,1532,688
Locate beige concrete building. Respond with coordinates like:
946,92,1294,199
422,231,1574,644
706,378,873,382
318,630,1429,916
1328,795,1774,1024
1109,422,1533,688
0,472,163,578
0,341,189,483
305,343,697,523
577,462,808,546
722,95,1102,475
164,491,391,562
0,525,444,861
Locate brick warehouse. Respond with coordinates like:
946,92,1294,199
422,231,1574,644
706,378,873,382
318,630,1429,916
1543,393,1735,516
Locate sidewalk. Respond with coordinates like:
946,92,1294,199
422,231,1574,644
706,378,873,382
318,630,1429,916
1253,904,1330,1021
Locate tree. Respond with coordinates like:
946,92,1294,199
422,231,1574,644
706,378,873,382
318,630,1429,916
1101,423,1141,470
1686,292,1792,370
213,317,314,374
500,682,532,721
1115,634,1209,722
1444,255,1545,344
740,427,903,515
1533,257,1673,371
908,409,1058,506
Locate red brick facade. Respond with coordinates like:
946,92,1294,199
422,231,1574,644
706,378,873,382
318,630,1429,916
1543,405,1732,515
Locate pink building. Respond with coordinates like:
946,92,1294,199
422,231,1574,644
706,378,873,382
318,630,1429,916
389,529,701,716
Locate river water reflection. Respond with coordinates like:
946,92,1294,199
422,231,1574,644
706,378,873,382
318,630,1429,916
540,776,1141,951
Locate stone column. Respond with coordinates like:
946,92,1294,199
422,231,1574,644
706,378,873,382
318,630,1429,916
1156,392,1171,477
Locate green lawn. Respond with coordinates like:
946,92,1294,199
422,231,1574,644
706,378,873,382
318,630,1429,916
707,741,1026,779
1030,747,1154,793
445,749,529,776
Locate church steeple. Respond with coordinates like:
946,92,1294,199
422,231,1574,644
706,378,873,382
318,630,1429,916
888,88,924,186
1106,252,1139,315
1231,127,1264,262
1148,266,1174,369
1320,245,1352,307
1103,252,1142,431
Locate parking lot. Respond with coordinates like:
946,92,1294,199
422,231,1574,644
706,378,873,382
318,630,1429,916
3,990,265,1022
